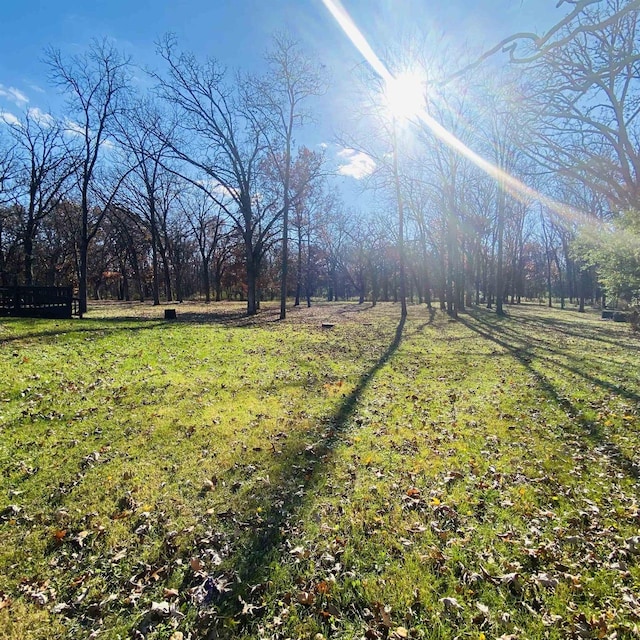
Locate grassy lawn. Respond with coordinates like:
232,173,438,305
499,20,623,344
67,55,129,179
1,300,639,639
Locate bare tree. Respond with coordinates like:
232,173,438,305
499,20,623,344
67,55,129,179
179,187,231,303
0,133,17,206
288,148,328,307
521,0,640,212
114,99,181,304
247,32,324,319
153,34,279,316
9,110,78,284
46,38,131,313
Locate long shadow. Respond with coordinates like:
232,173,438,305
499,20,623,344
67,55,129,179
195,316,407,633
458,310,640,481
515,311,640,352
0,307,277,344
0,316,172,344
467,309,640,404
336,302,375,314
416,306,437,331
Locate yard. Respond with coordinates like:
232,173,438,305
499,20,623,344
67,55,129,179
0,301,639,639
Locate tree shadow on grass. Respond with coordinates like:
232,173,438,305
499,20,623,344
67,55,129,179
335,302,376,314
0,316,171,344
466,308,640,404
416,307,437,331
0,306,285,344
0,302,381,344
458,308,640,482
509,305,640,353
194,315,407,633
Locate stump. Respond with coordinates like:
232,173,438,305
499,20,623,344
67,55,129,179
164,309,177,320
321,322,335,329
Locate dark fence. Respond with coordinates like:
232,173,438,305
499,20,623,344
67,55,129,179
0,286,80,319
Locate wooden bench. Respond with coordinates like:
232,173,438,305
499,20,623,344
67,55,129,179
0,286,81,319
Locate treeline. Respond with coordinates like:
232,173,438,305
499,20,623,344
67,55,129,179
0,0,637,315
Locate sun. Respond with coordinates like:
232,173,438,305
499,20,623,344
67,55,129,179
383,69,426,121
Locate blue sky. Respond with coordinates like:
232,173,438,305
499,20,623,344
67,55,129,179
0,0,563,186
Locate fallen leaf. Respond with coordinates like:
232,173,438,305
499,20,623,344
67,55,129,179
440,596,463,611
297,591,315,605
150,601,170,617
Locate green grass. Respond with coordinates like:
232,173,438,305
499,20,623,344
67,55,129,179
1,300,639,639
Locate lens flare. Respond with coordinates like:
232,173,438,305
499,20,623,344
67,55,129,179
384,70,425,121
320,0,607,238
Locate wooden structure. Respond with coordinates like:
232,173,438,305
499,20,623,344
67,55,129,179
0,286,81,319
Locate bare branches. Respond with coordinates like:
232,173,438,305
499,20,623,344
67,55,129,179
45,39,132,312
518,1,640,210
448,0,640,81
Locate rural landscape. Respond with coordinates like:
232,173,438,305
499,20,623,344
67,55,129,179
2,0,640,638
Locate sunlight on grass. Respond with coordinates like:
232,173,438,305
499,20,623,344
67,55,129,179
0,301,639,639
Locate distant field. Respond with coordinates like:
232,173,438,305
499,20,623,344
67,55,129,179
1,301,639,639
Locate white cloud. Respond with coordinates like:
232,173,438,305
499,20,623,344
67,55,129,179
195,178,236,199
27,83,45,94
336,148,376,180
0,111,20,126
64,118,85,137
28,107,54,127
318,142,329,149
0,85,29,106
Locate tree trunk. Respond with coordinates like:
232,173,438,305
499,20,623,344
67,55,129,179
579,268,587,313
79,236,88,315
294,231,302,307
546,252,553,308
392,121,407,318
495,191,505,316
24,231,34,286
246,249,258,316
202,256,211,303
279,198,289,319
151,237,160,306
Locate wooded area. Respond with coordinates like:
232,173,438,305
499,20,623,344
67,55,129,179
0,0,639,319
3,3,640,637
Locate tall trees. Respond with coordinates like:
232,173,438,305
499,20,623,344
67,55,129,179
9,110,77,284
115,100,178,305
248,33,324,319
0,132,19,284
524,1,640,206
46,39,131,313
179,188,230,303
154,35,277,316
0,133,16,205
9,9,639,310
507,1,640,305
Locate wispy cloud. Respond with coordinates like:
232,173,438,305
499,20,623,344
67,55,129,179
336,148,376,179
0,85,29,107
0,111,20,126
28,107,54,127
27,83,46,95
64,118,85,137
